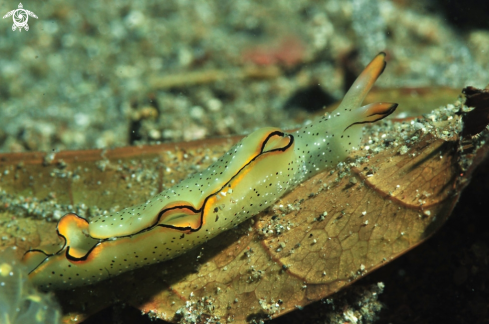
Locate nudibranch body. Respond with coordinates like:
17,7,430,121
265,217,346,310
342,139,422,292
23,53,397,290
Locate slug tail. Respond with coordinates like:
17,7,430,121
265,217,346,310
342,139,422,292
344,102,398,130
57,213,99,260
23,213,99,277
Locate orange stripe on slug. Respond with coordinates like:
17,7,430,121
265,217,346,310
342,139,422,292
67,244,101,264
27,257,57,278
158,207,201,229
344,102,398,131
226,139,292,194
240,128,283,167
158,201,198,211
351,52,387,98
362,102,398,117
202,194,220,227
261,133,292,153
56,214,101,260
57,213,89,241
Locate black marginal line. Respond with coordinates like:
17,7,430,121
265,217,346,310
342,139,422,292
366,103,398,118
29,131,294,265
369,53,386,81
343,105,397,132
24,248,50,255
344,120,381,131
378,59,386,77
65,242,102,262
26,216,86,274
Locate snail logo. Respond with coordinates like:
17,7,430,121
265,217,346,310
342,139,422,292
3,3,38,32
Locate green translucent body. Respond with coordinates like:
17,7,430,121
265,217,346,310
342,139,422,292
23,53,396,290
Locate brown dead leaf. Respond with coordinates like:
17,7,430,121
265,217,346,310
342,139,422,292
118,120,463,323
1,90,489,323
